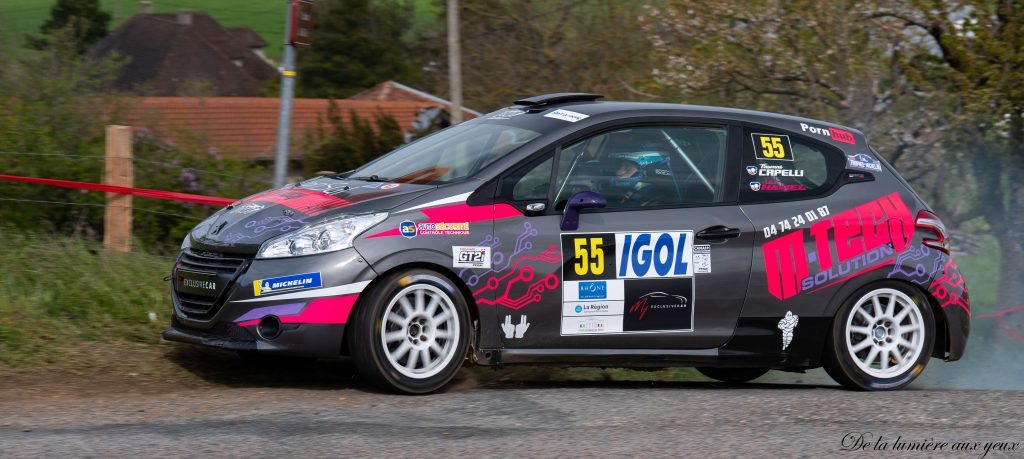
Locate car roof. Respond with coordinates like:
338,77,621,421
504,98,866,137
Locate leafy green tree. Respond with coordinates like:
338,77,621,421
873,1,1024,308
303,100,405,174
297,0,420,98
27,0,111,54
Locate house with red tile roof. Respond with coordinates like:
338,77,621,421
125,96,477,160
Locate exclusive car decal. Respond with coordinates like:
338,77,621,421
763,192,913,300
500,314,530,339
778,311,799,350
233,280,371,303
799,122,856,145
252,272,322,297
560,231,695,335
235,294,358,326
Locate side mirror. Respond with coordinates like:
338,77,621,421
561,191,606,231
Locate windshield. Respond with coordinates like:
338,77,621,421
350,123,542,185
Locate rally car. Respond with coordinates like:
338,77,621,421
165,93,969,393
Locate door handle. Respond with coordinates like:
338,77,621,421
697,226,741,240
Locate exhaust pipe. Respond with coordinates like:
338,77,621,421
257,315,282,340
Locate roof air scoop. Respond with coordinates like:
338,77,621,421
513,93,603,107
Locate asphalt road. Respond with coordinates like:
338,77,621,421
2,362,1022,458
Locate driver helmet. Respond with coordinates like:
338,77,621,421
607,151,668,189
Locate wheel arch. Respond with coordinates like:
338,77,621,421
823,278,948,359
341,250,480,356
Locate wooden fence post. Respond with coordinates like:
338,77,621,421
104,125,133,252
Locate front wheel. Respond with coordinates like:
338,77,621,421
823,282,934,390
347,269,471,394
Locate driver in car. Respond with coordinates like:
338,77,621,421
606,151,670,206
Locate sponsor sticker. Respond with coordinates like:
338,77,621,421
750,181,762,191
560,232,695,335
752,163,804,177
693,244,711,274
399,220,418,238
751,133,794,161
452,246,491,268
759,179,807,192
380,183,399,190
252,272,322,297
417,222,469,236
176,269,219,297
846,153,883,172
746,165,758,176
799,122,856,145
544,109,589,123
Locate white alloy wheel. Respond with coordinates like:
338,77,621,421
844,288,925,379
380,284,461,379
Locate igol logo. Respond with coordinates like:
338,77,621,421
399,220,418,238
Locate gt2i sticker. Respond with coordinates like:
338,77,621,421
452,246,492,269
252,272,323,297
763,192,913,300
799,122,856,145
763,205,831,239
560,231,695,335
751,133,794,161
847,153,883,172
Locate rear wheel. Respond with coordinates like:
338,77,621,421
697,367,770,383
348,269,470,394
824,282,934,390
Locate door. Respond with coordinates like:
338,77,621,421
491,124,756,350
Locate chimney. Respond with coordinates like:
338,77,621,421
140,1,153,14
177,10,193,26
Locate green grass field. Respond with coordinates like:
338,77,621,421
0,0,441,61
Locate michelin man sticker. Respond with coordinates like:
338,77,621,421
778,311,799,350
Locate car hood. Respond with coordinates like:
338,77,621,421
188,177,434,254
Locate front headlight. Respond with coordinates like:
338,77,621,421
181,234,191,251
256,213,388,259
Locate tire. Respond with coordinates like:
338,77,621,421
823,281,934,391
697,367,770,383
347,269,470,394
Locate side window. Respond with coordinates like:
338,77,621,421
500,153,553,203
742,131,838,200
552,126,728,210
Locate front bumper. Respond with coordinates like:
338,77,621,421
164,317,347,357
166,247,375,357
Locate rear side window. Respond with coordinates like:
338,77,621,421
551,126,728,210
741,130,842,201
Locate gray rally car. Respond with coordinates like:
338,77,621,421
165,93,970,393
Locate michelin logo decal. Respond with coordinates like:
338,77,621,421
253,272,323,297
